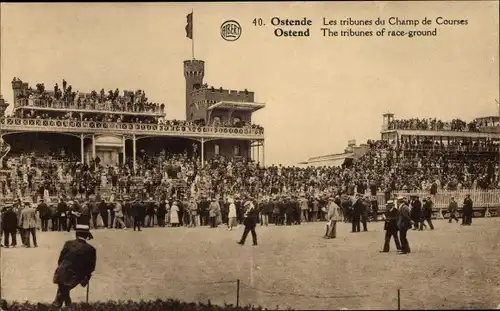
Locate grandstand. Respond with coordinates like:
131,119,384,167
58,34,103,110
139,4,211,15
0,60,265,201
0,60,499,218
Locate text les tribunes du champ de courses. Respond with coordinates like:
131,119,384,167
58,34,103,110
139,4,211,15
252,16,469,38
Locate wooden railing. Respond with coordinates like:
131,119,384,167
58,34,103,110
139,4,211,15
0,117,265,139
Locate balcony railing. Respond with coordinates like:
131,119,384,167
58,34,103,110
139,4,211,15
15,98,165,116
0,117,265,139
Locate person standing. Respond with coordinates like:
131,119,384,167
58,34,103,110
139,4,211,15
261,197,272,226
188,199,198,227
448,197,459,223
421,197,435,230
90,199,99,229
20,202,37,248
50,203,58,231
157,199,167,228
410,196,422,230
237,197,258,246
170,201,180,227
36,199,50,232
300,195,309,222
361,196,370,232
52,223,96,308
15,201,27,246
112,199,126,229
397,196,412,255
208,198,219,228
2,204,18,248
462,194,473,225
227,197,238,231
380,200,401,253
324,196,342,239
351,194,363,233
131,198,142,231
98,199,108,229
57,198,68,232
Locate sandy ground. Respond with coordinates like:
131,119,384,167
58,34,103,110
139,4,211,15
2,218,500,310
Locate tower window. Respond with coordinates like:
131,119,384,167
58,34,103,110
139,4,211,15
214,144,220,155
234,145,240,156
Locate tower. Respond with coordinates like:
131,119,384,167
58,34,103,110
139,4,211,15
11,77,24,108
184,60,205,121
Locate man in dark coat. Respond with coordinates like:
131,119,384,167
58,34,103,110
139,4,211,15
351,195,363,233
57,198,68,232
420,197,434,230
410,196,422,230
361,196,370,232
285,197,294,226
462,194,473,225
157,200,167,227
53,223,96,308
2,204,18,247
237,197,258,246
36,199,50,232
131,198,142,231
380,200,401,252
370,196,379,222
448,197,459,223
50,203,58,231
98,199,108,229
341,195,352,223
397,197,412,254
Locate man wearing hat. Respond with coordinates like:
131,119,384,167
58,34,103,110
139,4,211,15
113,198,127,229
36,199,50,232
410,196,422,230
380,200,401,252
447,197,459,223
52,223,96,308
421,196,434,230
397,196,412,254
351,194,364,233
462,194,473,226
1,202,18,247
19,201,37,248
324,196,342,239
237,196,258,246
208,198,220,228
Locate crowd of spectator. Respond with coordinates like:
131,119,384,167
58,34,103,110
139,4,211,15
13,78,164,114
1,136,498,209
388,118,481,132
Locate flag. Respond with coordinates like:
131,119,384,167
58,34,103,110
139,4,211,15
185,12,193,39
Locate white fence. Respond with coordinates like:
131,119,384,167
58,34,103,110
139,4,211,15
376,189,500,210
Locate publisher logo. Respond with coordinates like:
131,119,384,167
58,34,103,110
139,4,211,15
221,20,242,41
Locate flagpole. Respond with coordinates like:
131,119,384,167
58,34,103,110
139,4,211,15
191,9,195,60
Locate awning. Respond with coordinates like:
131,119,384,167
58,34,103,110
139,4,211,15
207,101,265,112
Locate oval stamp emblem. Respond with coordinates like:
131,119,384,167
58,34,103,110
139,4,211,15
220,20,242,41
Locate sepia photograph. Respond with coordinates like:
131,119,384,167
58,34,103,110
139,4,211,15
0,1,499,310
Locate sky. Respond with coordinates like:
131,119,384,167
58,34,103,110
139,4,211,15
0,2,498,165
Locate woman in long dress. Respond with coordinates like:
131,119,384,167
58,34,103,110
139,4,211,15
227,198,238,231
170,201,180,227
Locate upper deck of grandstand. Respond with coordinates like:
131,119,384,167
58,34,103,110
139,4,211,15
11,77,166,123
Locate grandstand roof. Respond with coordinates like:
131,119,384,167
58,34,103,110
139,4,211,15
207,101,265,112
